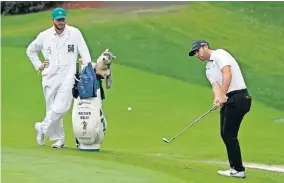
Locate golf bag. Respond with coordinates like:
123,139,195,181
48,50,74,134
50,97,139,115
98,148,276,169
72,88,107,151
71,49,115,151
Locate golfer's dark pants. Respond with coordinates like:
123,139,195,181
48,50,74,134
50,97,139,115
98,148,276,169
220,89,252,172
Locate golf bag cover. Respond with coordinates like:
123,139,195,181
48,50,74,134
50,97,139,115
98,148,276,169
94,48,116,89
72,87,107,151
77,62,98,99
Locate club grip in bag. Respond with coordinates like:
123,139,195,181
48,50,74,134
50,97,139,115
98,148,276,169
76,61,79,74
73,61,80,99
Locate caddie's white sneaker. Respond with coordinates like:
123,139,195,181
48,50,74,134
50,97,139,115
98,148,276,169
35,122,45,146
51,140,66,148
217,169,246,178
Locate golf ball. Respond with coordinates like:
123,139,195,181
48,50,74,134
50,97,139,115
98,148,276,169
128,107,132,111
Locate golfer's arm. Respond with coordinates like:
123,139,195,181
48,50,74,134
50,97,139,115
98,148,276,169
221,66,232,94
26,34,43,71
77,30,92,66
212,82,223,98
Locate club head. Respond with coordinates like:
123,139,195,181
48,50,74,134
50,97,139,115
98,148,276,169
162,137,170,143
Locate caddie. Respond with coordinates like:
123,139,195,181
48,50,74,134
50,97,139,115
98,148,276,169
72,49,116,151
189,40,252,178
26,7,92,148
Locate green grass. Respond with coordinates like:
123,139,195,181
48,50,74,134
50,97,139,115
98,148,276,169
1,2,284,183
3,2,283,110
211,2,284,27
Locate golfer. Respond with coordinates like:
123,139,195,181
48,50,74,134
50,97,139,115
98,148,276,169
188,40,252,178
26,7,92,148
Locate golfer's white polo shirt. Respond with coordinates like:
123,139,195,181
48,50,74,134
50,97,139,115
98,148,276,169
205,49,247,93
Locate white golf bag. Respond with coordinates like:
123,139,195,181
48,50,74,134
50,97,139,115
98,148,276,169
72,49,116,151
72,88,107,151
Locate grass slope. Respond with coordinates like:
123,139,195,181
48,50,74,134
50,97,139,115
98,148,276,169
1,2,284,183
2,2,284,110
211,2,284,27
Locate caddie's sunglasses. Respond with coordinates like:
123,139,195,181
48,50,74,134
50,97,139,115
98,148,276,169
56,18,66,22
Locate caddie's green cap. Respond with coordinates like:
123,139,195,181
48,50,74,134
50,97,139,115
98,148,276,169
52,8,66,20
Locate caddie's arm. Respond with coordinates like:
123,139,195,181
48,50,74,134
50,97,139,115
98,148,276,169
26,33,44,71
76,29,92,66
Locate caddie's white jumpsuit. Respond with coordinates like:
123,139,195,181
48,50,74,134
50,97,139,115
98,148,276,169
26,24,91,142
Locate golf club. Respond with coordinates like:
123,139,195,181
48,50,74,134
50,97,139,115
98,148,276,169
162,106,216,143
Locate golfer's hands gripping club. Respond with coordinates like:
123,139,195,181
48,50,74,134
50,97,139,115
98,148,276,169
212,82,228,109
213,94,228,108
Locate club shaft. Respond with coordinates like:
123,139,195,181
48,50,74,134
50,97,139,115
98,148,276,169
169,107,216,141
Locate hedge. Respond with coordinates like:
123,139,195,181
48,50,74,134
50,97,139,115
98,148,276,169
1,1,63,15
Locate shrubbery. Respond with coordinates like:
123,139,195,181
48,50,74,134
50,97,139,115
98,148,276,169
1,1,63,15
